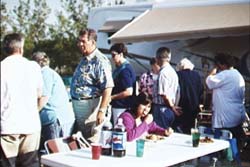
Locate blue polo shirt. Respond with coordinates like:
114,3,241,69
111,62,136,108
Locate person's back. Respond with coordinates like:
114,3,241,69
1,56,42,133
1,33,43,167
177,69,202,111
207,68,245,127
42,66,75,136
32,51,75,138
206,53,246,148
174,58,203,134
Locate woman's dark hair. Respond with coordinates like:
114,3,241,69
110,43,128,57
130,92,152,115
214,53,234,68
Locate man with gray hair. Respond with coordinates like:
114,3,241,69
153,47,182,129
70,28,114,142
32,52,75,152
1,33,43,167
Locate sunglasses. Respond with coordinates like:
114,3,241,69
111,52,119,58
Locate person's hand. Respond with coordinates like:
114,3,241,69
164,127,174,136
209,67,217,76
96,111,105,125
144,114,153,124
172,106,183,116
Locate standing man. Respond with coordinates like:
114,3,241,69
1,33,43,167
32,51,75,150
206,53,246,146
70,28,114,142
153,47,182,129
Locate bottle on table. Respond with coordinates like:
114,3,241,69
112,118,126,157
100,120,113,155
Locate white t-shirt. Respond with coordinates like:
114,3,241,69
206,69,246,128
1,55,43,134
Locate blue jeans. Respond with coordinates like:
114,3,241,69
153,104,175,129
40,119,62,150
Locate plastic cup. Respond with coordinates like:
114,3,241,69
191,128,200,147
136,139,145,157
91,143,102,160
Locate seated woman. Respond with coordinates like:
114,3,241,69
119,92,173,141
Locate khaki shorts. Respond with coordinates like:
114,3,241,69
0,132,40,167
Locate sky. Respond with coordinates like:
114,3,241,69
2,0,63,24
2,0,150,25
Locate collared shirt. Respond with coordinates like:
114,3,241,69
206,69,246,128
70,49,114,99
111,61,136,108
40,66,75,126
1,55,43,134
154,63,179,105
139,71,158,102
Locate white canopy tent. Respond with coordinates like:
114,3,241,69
110,2,250,43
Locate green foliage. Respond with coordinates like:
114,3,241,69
1,2,9,41
0,0,100,75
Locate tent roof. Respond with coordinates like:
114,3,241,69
98,20,131,33
110,3,250,43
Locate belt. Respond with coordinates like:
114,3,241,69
72,96,100,101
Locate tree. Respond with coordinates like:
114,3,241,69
0,2,10,41
1,0,99,75
47,0,95,74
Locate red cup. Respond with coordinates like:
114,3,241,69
91,143,102,160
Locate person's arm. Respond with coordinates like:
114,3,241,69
208,67,217,76
161,95,182,116
111,87,133,100
148,121,173,137
38,95,49,112
206,67,225,89
121,112,149,142
96,87,112,125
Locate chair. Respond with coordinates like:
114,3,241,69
242,112,250,150
198,126,242,167
44,131,90,154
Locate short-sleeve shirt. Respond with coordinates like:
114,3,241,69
1,55,43,134
206,69,246,128
154,63,179,105
139,71,158,102
70,49,114,99
40,66,75,126
111,62,136,108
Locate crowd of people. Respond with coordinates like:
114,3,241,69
1,29,247,167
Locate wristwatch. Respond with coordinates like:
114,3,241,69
98,108,106,113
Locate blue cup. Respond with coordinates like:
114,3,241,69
136,139,145,157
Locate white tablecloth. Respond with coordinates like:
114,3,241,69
41,133,229,167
